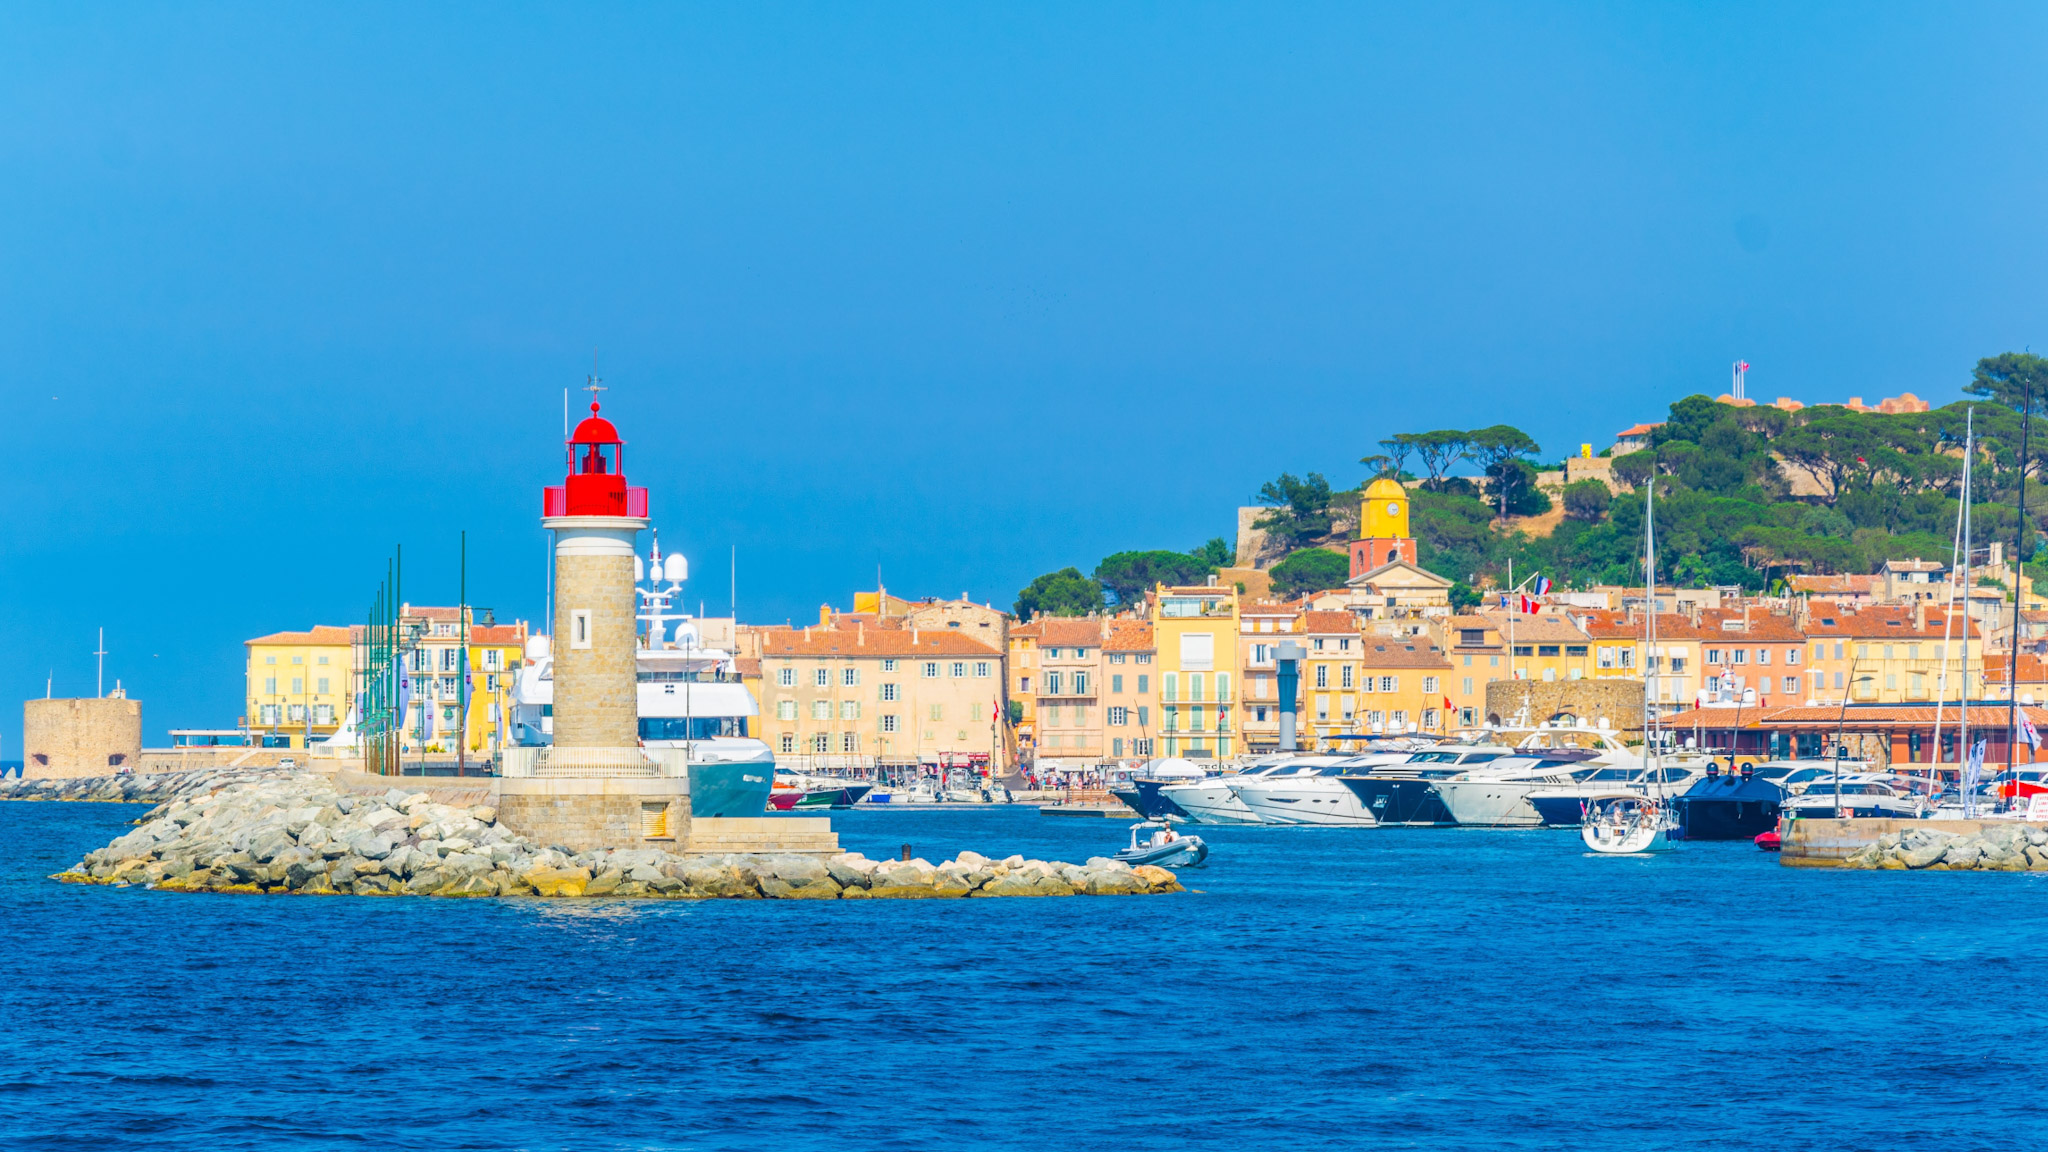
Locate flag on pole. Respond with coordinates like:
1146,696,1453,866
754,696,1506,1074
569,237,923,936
2021,712,2041,753
1965,737,1987,798
1442,695,1455,712
1534,575,1552,596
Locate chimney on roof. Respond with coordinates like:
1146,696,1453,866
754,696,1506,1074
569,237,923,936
858,622,865,646
1915,601,1926,630
912,628,920,645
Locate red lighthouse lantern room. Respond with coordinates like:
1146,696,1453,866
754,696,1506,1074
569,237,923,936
544,402,649,518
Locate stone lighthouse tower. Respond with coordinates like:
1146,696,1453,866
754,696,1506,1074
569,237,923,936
545,400,645,762
494,397,690,851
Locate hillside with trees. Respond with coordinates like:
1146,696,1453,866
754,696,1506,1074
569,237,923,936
1010,352,2048,618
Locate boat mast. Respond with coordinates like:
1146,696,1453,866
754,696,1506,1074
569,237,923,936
1645,474,1661,795
1933,410,1969,799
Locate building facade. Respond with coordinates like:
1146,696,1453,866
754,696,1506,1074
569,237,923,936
245,625,357,748
757,627,1006,770
1154,583,1240,761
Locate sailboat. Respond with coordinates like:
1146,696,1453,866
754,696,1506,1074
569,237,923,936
1584,473,1678,854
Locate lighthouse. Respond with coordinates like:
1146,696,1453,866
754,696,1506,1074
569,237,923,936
494,395,693,853
543,400,648,761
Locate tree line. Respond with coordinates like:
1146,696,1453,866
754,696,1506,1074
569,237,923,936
1010,353,2048,618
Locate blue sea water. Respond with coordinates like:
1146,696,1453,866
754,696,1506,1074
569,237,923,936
3,802,2046,1152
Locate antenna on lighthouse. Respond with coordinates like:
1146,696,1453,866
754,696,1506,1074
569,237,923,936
95,628,107,698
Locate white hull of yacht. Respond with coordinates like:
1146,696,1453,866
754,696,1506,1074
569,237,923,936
1582,821,1674,854
1229,777,1379,826
1433,779,1548,827
1160,780,1268,825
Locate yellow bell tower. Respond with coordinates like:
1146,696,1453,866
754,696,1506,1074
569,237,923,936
1351,476,1417,578
1361,477,1410,539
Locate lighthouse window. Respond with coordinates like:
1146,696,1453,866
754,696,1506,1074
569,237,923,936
570,610,592,650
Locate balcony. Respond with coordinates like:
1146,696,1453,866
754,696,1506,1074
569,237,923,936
544,484,649,518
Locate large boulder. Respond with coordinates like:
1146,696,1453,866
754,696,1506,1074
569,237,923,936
521,865,592,897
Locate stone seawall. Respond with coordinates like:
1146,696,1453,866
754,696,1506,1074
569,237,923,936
1782,817,2048,871
44,772,1182,900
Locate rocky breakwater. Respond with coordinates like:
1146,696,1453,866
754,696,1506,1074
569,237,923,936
1841,823,2048,871
54,773,1183,900
0,768,254,805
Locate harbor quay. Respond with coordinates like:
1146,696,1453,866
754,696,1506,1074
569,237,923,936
1781,816,2048,870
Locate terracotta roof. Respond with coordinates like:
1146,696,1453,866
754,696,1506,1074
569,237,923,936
1788,574,1880,595
247,625,358,646
1695,608,1805,643
1105,621,1155,652
1616,423,1661,438
1301,611,1358,634
1982,655,2048,685
733,657,762,677
404,605,464,622
1801,605,1976,641
1571,611,1717,641
1478,612,1591,643
1033,618,1112,648
1009,622,1043,640
1358,641,1452,669
760,628,1001,658
469,625,526,644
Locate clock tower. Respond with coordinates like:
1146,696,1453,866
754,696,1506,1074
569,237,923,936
1350,476,1418,577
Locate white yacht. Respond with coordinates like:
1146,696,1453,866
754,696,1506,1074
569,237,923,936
1160,758,1344,824
1526,762,1703,827
1781,774,1925,820
1433,756,1609,827
1229,749,1418,826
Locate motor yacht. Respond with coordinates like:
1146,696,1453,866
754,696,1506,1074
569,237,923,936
1228,750,1416,826
1781,775,1924,820
1671,765,1784,840
1336,745,1517,825
1434,756,1613,827
1159,758,1345,824
1526,762,1702,827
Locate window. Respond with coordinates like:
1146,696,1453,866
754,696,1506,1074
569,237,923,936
924,662,940,678
1046,648,1061,659
1315,696,1330,721
1785,677,1798,695
1341,666,1354,689
777,667,795,687
1379,676,1396,693
1599,647,1616,669
842,667,859,686
841,733,858,753
1046,671,1063,695
1462,677,1473,695
441,648,457,671
811,700,831,720
881,683,899,702
1110,653,1126,665
813,733,830,753
1137,706,1150,727
1137,675,1149,694
1423,676,1439,694
1756,649,1770,666
1316,665,1329,688
1621,650,1635,669
571,609,592,649
264,677,277,694
1112,674,1124,694
1113,738,1124,757
840,701,860,720
265,655,277,665
1109,706,1129,726
1132,738,1153,757
313,704,334,725
1670,657,1687,674
1073,672,1089,695
1732,649,1747,665
1341,695,1356,721
259,704,281,725
1020,676,1032,693
1788,648,1800,665
777,700,797,721
1164,707,1178,733
292,655,304,665
1537,645,1559,658
1044,706,1060,727
316,677,330,695
814,668,830,687
1390,710,1407,729
1513,646,1533,657
779,734,795,753
1857,644,1869,659
881,715,899,733
287,704,306,722
483,649,499,670
929,704,944,721
1137,654,1152,665
974,662,991,678
1489,655,1500,667
951,661,966,678
1565,646,1587,657
882,659,898,672
1314,638,1326,651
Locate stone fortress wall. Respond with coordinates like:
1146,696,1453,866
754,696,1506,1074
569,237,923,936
24,697,143,779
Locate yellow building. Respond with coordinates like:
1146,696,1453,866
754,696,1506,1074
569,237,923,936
1153,582,1240,761
399,606,528,756
245,625,357,748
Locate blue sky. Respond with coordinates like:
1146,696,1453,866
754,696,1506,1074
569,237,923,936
3,3,2046,744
